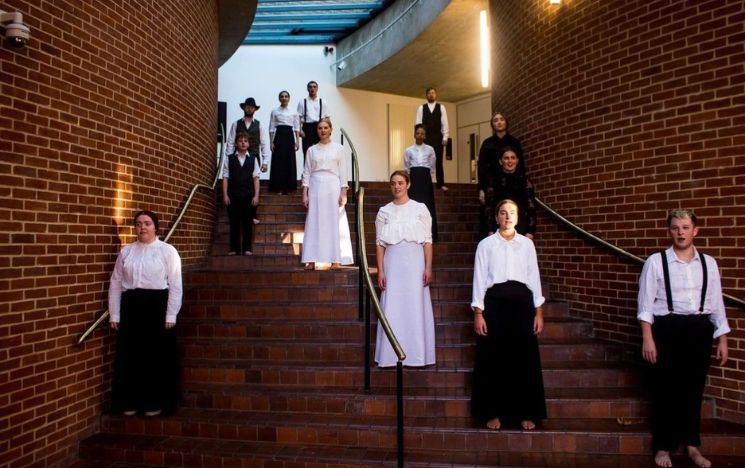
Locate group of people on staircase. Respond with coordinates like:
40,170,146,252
105,84,731,468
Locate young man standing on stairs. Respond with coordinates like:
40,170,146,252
415,87,449,191
637,209,730,468
297,81,330,164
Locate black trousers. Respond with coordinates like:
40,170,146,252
112,289,180,414
227,194,255,252
650,314,714,451
301,122,320,163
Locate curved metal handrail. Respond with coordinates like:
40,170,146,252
340,128,359,194
356,187,406,360
77,127,228,344
535,197,745,309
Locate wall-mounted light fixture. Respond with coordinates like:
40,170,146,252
549,0,562,5
479,10,489,88
0,10,30,48
324,46,334,56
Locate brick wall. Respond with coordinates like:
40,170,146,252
490,0,745,421
0,0,218,465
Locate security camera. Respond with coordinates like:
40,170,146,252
1,11,30,48
337,60,347,70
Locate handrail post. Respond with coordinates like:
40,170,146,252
364,294,371,392
397,361,404,468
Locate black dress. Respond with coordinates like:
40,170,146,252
477,134,526,238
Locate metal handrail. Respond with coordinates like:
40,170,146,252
77,126,228,344
535,197,745,309
341,127,405,468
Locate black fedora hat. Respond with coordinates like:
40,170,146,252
239,97,260,110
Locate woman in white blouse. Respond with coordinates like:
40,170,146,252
269,90,300,194
301,117,353,270
109,210,182,417
374,171,435,367
404,124,438,242
470,199,546,431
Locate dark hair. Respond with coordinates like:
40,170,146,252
235,131,249,144
133,210,159,231
499,146,518,158
307,81,318,88
390,170,410,184
667,209,697,227
278,90,290,100
426,87,436,94
414,123,426,134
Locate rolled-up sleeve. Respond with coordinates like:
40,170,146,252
636,256,658,325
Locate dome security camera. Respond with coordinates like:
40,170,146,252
4,21,30,47
1,11,30,48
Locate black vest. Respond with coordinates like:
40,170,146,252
236,118,261,160
227,153,256,198
422,103,443,141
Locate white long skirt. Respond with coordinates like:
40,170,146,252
375,241,436,367
301,171,354,265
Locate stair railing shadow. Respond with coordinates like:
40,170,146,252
534,197,745,310
341,128,406,468
77,126,228,344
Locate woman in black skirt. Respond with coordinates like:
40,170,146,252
470,199,546,431
269,90,300,194
404,124,438,242
109,210,182,416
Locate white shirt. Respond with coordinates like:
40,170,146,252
415,102,450,141
220,151,261,179
225,117,271,165
471,231,545,311
108,239,183,323
404,143,436,172
375,200,433,247
637,247,730,338
297,97,331,124
301,141,348,188
269,106,300,136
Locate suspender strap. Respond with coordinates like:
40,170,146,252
303,99,307,121
660,251,674,313
319,99,322,120
699,252,707,313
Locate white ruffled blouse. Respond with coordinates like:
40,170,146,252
375,200,433,247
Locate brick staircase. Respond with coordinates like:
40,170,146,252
76,182,745,467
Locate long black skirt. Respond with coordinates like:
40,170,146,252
471,281,546,424
269,125,298,193
111,289,180,414
408,167,438,242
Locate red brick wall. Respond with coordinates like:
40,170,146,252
490,0,745,421
0,0,218,465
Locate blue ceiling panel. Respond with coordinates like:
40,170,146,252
244,0,393,44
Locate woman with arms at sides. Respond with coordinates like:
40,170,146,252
301,117,354,270
477,112,525,238
109,210,182,417
471,199,546,431
269,90,300,194
374,170,435,367
404,124,438,242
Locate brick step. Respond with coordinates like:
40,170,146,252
95,410,745,456
181,361,640,388
179,383,659,419
76,432,745,468
178,338,622,368
177,317,594,342
184,282,473,303
180,300,570,321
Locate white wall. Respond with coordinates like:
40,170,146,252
218,45,458,182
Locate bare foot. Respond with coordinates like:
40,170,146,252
330,263,342,270
304,263,315,270
486,418,500,430
654,450,673,468
687,446,711,468
521,420,536,430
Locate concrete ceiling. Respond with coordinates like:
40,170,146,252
339,0,489,102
